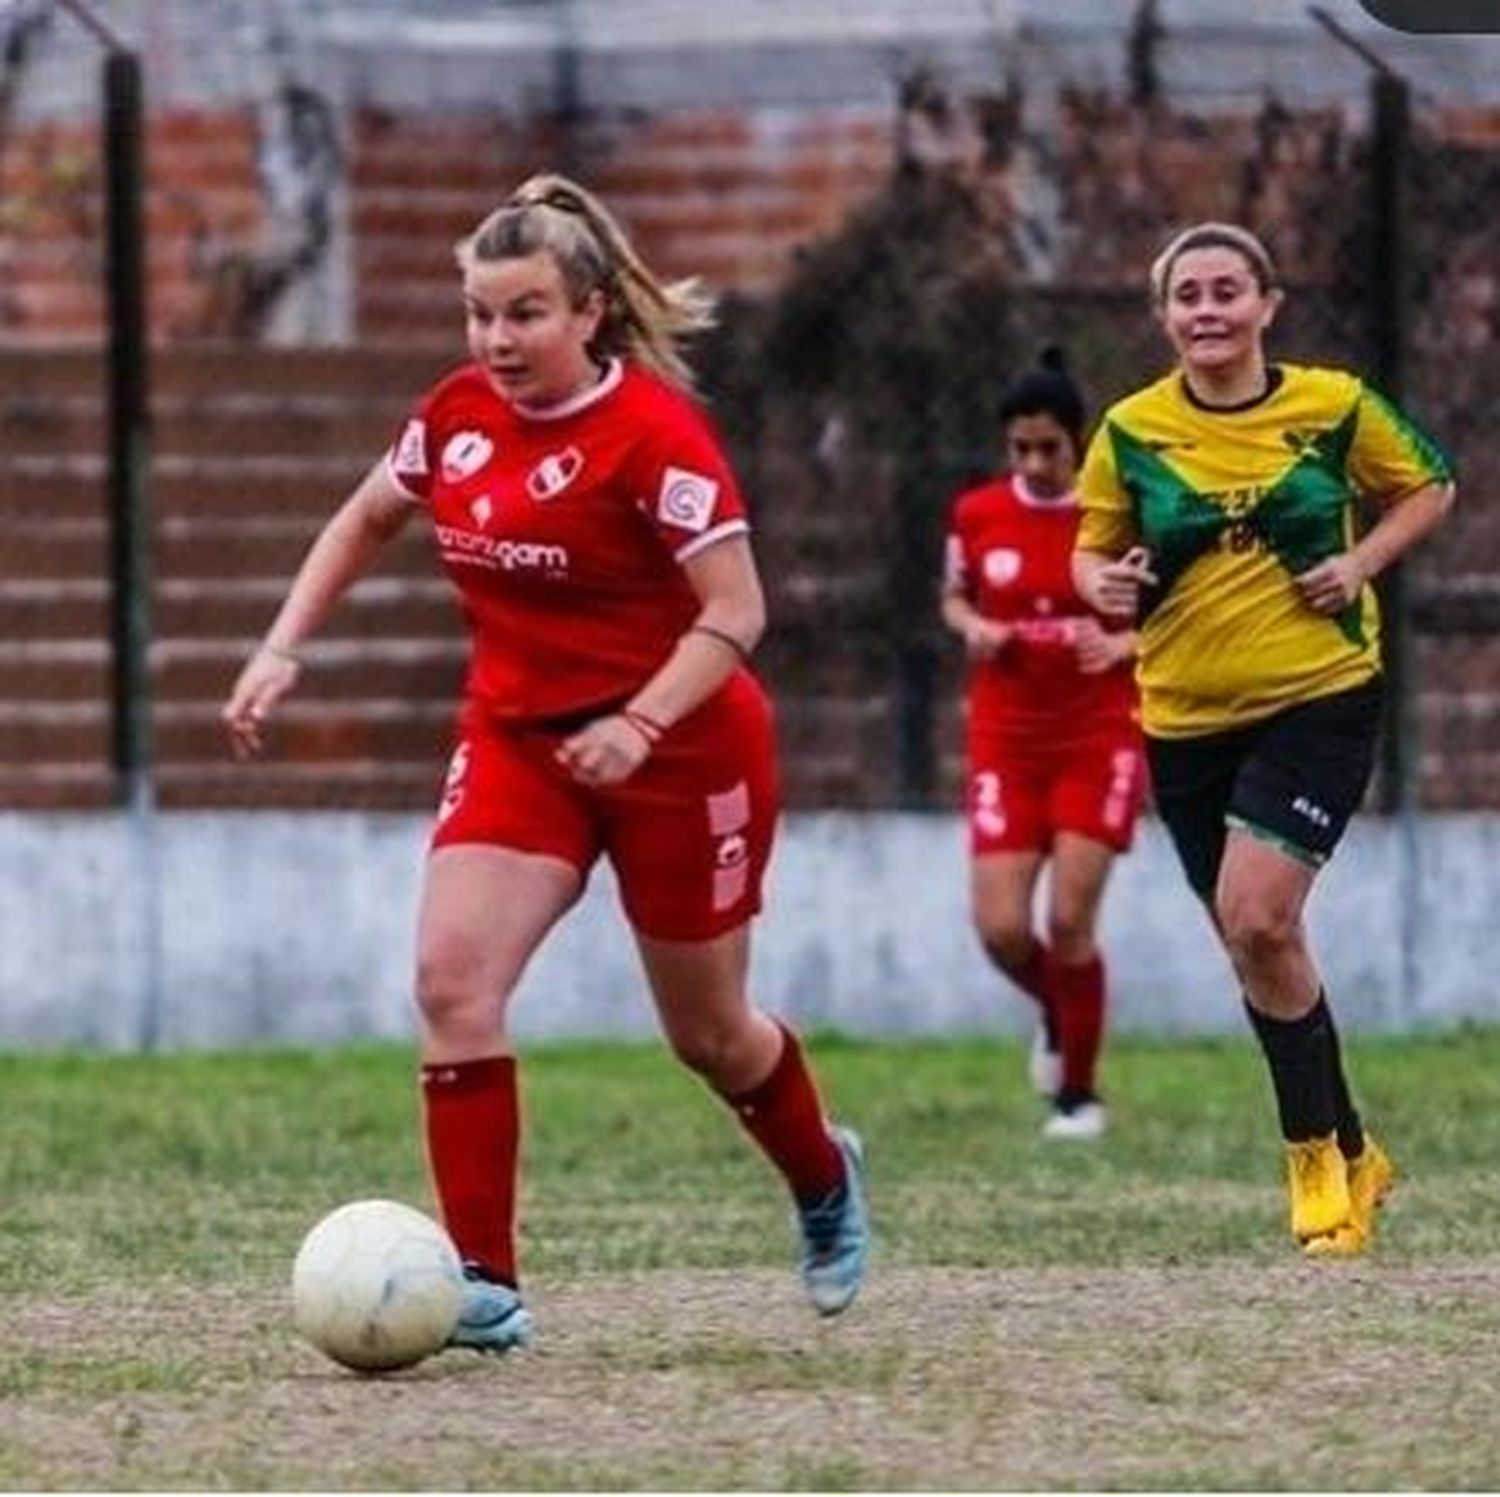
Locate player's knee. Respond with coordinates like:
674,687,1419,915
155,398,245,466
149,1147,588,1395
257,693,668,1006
1216,896,1300,973
414,936,504,1037
1044,907,1095,964
975,914,1032,971
666,1019,754,1086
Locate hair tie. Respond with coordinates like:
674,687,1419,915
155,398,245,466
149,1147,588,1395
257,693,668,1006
688,624,751,662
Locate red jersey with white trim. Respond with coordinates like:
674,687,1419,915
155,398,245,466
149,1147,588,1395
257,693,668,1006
945,475,1137,747
386,359,750,722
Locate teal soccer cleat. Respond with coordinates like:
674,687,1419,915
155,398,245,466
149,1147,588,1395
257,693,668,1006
796,1126,871,1317
446,1265,535,1355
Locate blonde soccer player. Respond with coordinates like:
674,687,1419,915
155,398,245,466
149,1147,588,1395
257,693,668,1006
223,175,870,1349
1073,222,1454,1255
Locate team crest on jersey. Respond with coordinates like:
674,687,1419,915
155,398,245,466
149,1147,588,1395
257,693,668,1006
392,419,428,477
656,466,719,533
441,430,494,483
526,446,584,502
982,547,1022,587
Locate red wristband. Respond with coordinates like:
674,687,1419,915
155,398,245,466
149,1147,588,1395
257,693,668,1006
621,707,666,744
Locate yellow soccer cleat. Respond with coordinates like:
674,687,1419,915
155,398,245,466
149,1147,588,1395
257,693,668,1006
1303,1136,1395,1259
1285,1132,1352,1243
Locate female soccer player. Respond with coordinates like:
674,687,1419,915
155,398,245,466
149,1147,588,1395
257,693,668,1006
941,350,1146,1140
1073,222,1455,1254
222,174,870,1349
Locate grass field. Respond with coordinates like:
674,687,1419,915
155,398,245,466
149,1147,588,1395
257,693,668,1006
5,1029,1500,1489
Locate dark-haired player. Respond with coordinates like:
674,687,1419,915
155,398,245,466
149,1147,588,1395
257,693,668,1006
942,349,1146,1139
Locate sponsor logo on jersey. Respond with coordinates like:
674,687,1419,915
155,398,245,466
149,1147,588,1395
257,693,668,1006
657,466,719,533
982,547,1022,587
434,524,570,576
1012,615,1077,647
1282,429,1326,457
526,446,585,502
469,494,494,528
441,429,495,483
392,419,428,477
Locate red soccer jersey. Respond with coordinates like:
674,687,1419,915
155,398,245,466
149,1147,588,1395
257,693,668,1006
945,475,1137,748
387,359,749,722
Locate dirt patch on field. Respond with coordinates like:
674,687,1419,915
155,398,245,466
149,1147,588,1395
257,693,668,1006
8,1260,1500,1489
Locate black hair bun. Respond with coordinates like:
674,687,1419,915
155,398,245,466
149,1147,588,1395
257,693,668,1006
1038,345,1069,375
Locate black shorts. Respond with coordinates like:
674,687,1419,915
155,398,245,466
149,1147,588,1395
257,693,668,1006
1146,678,1383,905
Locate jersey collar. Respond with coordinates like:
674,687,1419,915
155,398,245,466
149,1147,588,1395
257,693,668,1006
1012,473,1077,509
512,358,624,421
1179,363,1286,414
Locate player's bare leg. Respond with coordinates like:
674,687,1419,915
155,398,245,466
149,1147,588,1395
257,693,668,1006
639,925,870,1315
1216,832,1354,1247
416,845,582,1352
971,851,1058,1094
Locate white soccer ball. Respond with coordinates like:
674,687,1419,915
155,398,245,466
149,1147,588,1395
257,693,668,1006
291,1199,464,1373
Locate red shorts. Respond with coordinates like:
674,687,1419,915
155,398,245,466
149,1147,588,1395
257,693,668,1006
431,671,779,941
967,727,1147,856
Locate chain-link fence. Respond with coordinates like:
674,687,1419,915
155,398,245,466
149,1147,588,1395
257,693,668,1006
1,2,1496,812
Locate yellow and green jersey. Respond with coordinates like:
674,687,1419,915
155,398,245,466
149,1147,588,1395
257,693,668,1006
1077,363,1452,737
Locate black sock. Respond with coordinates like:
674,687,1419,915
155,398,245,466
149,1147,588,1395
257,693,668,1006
1320,994,1366,1159
1055,1085,1099,1113
1243,998,1339,1143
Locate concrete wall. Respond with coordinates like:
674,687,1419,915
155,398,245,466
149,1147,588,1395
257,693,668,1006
2,810,1494,1050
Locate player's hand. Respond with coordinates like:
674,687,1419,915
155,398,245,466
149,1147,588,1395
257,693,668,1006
962,618,1013,661
1087,546,1158,620
1071,616,1128,674
556,714,653,786
1295,553,1365,615
221,646,302,760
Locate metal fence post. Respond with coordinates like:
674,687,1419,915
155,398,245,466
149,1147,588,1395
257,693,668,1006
60,1,162,1048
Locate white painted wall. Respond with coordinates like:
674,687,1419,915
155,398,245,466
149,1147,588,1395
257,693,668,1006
2,810,1494,1050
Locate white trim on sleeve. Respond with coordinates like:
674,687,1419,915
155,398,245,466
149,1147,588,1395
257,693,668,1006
673,517,750,563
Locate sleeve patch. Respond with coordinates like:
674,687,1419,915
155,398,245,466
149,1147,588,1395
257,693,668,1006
392,419,429,478
656,466,720,533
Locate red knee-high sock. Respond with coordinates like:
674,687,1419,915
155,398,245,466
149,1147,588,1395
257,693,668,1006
722,1023,844,1203
421,1056,519,1285
1047,953,1105,1097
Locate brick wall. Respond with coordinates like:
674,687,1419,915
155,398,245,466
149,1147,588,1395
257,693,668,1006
0,102,893,343
3,87,1497,811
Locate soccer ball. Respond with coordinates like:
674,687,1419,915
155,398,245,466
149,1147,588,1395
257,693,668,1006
291,1199,464,1373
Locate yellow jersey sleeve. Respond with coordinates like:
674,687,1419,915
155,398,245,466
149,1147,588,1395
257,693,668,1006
1348,381,1455,503
1076,419,1139,556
